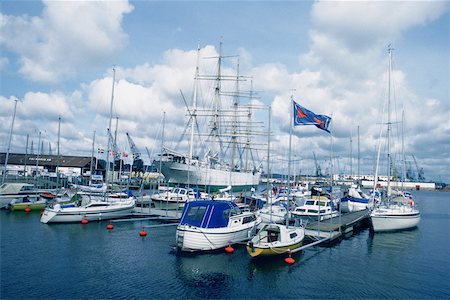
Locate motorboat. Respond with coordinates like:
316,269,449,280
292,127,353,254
340,185,370,213
291,198,339,222
9,190,73,211
151,187,207,210
246,221,305,257
40,197,135,223
0,183,41,209
370,195,420,232
257,202,287,224
176,200,260,252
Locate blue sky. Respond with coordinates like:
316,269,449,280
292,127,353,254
1,1,449,183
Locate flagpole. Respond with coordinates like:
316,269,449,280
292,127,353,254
287,94,294,228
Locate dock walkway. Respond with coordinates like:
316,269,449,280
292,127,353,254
304,209,370,240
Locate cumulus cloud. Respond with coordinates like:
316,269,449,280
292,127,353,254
0,0,133,83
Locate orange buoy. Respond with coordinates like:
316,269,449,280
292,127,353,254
225,246,234,253
81,219,88,224
106,224,114,230
284,257,295,264
24,207,31,213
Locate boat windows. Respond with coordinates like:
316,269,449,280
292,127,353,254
309,209,318,213
305,200,315,205
267,230,279,242
187,205,207,222
319,201,328,206
21,185,35,192
242,215,256,224
290,232,298,239
88,203,109,207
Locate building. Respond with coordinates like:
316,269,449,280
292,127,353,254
0,152,97,178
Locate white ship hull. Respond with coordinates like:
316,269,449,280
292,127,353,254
370,206,420,232
160,161,260,189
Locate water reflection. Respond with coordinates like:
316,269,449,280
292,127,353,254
174,251,234,299
367,227,421,255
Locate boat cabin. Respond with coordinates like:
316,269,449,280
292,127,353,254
180,200,256,229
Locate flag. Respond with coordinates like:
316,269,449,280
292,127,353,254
121,151,128,158
293,100,331,133
109,150,115,157
97,148,105,154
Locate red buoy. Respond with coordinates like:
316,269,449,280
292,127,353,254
139,228,147,237
106,224,114,230
81,219,88,224
225,246,234,253
284,257,295,264
24,207,31,213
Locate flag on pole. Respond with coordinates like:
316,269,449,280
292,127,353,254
121,151,128,158
293,100,331,133
97,148,105,154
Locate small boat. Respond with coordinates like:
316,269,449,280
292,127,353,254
151,187,207,210
9,189,75,211
40,197,135,223
246,221,305,257
291,198,339,222
257,202,287,224
176,200,260,252
340,185,370,213
0,183,41,209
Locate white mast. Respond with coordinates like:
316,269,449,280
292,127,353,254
189,46,200,162
2,98,18,184
105,68,116,184
387,45,393,196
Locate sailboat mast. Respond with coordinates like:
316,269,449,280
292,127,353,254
189,47,200,162
56,116,61,187
387,46,393,195
211,42,223,163
2,98,18,184
105,68,116,184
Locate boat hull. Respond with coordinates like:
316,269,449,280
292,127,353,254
160,161,260,190
176,222,258,251
340,196,369,213
40,202,135,223
370,208,420,232
246,240,303,257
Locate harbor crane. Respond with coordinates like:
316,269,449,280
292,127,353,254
126,132,144,172
313,152,323,177
412,155,425,181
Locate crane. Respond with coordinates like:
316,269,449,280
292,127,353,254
313,152,323,177
412,155,425,181
126,133,144,172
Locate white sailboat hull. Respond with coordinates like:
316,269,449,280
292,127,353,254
370,206,420,232
161,161,260,189
40,200,135,223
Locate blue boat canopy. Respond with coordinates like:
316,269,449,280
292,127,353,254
179,200,241,228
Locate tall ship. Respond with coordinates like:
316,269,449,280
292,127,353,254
157,44,265,191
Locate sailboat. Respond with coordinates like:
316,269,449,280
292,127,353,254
246,99,305,258
370,46,420,232
158,44,262,190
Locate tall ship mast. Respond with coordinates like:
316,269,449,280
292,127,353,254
157,44,265,191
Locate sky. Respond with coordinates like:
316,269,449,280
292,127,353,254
1,1,449,183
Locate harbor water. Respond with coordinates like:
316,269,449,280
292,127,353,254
1,190,449,299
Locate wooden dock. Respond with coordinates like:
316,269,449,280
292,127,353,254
304,209,370,240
